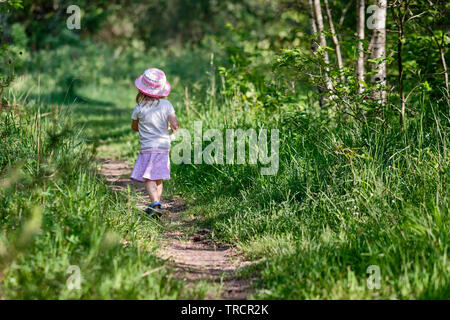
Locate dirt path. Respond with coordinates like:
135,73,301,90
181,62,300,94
99,158,252,299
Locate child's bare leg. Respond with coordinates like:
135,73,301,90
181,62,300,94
145,179,158,203
145,179,163,203
156,180,163,200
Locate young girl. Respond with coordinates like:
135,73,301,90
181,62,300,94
130,68,179,216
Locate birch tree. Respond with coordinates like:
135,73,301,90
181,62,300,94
356,0,365,94
307,0,326,107
369,0,387,105
392,0,411,129
313,0,334,93
307,0,318,51
323,0,345,82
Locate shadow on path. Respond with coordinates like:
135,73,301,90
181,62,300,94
99,158,253,299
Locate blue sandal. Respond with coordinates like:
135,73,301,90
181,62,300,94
144,201,162,217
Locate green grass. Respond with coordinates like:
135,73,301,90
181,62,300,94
175,108,449,299
3,39,449,299
0,97,208,299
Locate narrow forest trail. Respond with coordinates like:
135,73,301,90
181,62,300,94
99,158,252,299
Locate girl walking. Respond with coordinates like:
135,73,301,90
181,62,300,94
130,68,179,216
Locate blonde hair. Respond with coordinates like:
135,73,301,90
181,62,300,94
136,91,159,104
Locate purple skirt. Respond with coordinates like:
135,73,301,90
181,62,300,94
130,148,170,182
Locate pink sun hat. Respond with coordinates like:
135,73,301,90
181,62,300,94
134,68,171,98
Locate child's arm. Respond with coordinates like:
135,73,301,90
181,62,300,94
131,119,139,132
168,114,179,133
131,104,140,132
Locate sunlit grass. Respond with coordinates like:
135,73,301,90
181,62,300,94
0,97,205,299
3,39,449,300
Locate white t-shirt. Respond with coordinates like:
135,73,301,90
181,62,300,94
131,99,175,149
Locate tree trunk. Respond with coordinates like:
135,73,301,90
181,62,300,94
356,0,365,94
370,0,387,106
323,0,345,82
307,0,325,108
435,30,449,92
307,0,318,50
339,1,352,26
439,45,449,92
398,24,405,129
313,0,334,93
393,1,408,129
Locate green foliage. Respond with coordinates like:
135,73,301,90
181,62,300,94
0,0,23,11
0,104,200,299
0,1,24,104
183,109,449,299
2,0,450,300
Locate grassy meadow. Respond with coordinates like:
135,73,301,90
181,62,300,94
1,0,449,300
1,36,448,299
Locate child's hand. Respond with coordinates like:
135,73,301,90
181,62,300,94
169,126,178,134
168,114,180,132
131,119,139,132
